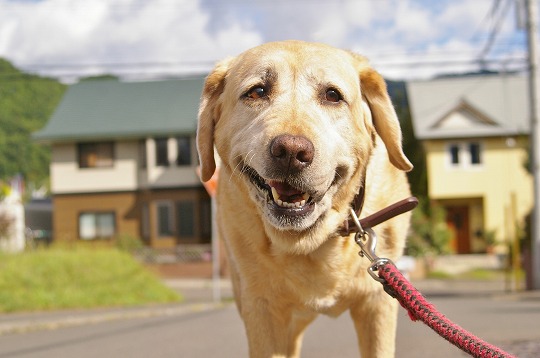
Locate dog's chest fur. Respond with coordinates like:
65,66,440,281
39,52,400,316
222,216,372,316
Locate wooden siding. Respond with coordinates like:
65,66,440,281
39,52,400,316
53,192,140,242
52,187,211,248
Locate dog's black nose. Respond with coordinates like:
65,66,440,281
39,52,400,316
270,135,314,173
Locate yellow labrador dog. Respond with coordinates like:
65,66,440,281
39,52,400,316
197,40,412,358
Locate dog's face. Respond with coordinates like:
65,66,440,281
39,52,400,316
198,41,411,251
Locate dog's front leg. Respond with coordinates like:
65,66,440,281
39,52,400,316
349,291,398,358
241,297,316,358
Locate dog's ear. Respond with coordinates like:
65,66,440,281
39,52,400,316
197,57,233,182
354,56,413,172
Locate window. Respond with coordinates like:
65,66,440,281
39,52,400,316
78,142,114,168
176,201,195,238
155,137,169,167
79,212,115,239
469,143,481,165
447,142,482,168
449,144,460,165
176,137,191,166
157,201,174,237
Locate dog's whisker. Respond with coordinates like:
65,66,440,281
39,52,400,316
230,161,244,182
230,151,254,183
246,151,257,169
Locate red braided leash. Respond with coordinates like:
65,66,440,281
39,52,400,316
349,198,516,358
378,263,515,358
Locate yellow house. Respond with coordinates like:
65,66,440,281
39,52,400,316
407,74,533,254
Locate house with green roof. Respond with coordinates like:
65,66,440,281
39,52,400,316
34,78,212,248
407,73,532,255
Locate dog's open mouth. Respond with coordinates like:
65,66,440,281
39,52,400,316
268,180,310,208
243,166,316,217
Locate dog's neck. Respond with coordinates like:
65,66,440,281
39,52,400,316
336,176,366,236
337,176,419,237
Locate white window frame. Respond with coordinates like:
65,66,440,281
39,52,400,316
446,141,483,169
79,211,116,240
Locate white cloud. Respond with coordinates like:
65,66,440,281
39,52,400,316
0,0,263,80
0,0,527,81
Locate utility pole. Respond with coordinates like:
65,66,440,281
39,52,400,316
525,0,540,290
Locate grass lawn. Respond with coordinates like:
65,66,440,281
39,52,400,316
427,268,524,281
0,247,182,313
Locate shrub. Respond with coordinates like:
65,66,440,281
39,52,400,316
0,247,181,312
406,202,452,257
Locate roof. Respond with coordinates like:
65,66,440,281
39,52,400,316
406,74,530,140
34,77,205,142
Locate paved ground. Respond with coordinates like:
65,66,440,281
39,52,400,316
0,278,539,357
167,277,540,357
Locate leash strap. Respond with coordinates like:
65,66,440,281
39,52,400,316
349,198,516,358
339,196,418,236
378,264,515,358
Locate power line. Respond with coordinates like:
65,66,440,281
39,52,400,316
0,57,527,83
477,0,513,60
10,44,526,73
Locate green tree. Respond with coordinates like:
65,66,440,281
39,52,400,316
388,80,428,200
388,81,451,257
0,58,66,191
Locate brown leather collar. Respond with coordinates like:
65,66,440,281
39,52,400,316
337,179,366,236
337,176,418,236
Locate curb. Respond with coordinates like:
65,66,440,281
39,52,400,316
0,302,228,336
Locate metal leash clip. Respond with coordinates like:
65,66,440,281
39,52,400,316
349,208,393,283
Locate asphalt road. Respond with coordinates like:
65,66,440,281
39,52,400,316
0,289,538,358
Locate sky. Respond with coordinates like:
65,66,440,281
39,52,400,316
0,0,531,82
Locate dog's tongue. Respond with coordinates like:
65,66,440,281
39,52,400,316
266,179,311,207
268,180,302,197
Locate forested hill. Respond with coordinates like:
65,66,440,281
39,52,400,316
0,59,66,191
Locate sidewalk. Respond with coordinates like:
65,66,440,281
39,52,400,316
0,277,538,337
163,277,233,304
0,301,224,336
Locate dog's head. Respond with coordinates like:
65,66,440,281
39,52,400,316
197,41,412,252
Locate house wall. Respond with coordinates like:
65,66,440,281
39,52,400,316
425,135,532,247
51,138,201,194
53,191,140,242
50,136,210,247
137,136,200,188
0,192,25,252
52,188,211,247
140,187,211,248
51,141,139,194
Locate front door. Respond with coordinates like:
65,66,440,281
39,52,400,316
446,206,470,254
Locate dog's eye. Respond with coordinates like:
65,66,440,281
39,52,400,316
246,86,266,99
325,88,342,103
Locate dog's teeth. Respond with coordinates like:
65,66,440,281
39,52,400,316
274,199,308,209
269,186,310,209
271,187,280,202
